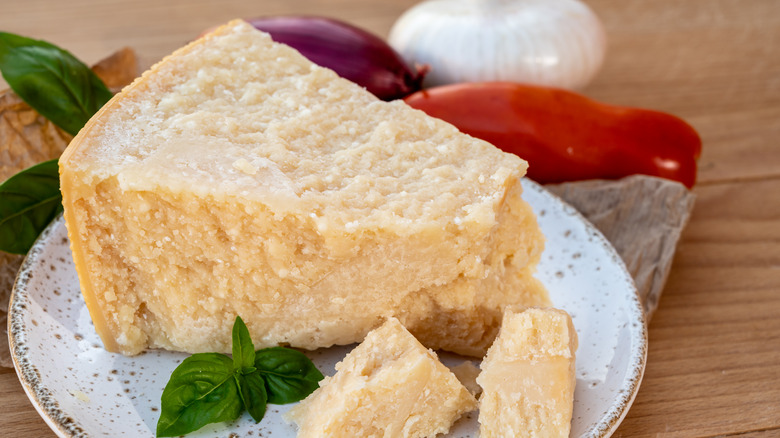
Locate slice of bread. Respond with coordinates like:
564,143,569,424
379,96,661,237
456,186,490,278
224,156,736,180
286,317,477,437
59,19,549,356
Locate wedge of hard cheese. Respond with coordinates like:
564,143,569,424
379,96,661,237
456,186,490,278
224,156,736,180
59,19,549,356
477,307,578,437
286,318,477,437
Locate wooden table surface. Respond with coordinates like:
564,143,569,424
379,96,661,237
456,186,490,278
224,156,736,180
2,0,779,436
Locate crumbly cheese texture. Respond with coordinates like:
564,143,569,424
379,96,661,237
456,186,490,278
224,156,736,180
286,318,477,437
59,19,549,356
451,361,482,398
477,307,578,438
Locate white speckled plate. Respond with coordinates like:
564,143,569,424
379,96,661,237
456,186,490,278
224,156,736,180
9,179,646,438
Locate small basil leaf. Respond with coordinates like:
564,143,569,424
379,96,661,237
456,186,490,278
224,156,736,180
0,159,62,254
0,31,112,136
255,347,324,404
236,372,268,423
232,316,255,371
157,353,242,437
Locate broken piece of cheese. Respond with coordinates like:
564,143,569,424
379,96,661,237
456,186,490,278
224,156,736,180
477,307,578,437
286,317,477,437
59,19,549,356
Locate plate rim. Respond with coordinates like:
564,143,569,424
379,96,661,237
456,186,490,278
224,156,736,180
9,180,648,438
526,179,647,438
8,214,84,438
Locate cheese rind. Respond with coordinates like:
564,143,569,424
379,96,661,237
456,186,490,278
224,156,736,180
59,20,548,356
477,307,578,438
286,318,477,437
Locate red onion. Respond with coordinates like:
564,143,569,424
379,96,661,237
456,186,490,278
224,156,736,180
246,16,426,101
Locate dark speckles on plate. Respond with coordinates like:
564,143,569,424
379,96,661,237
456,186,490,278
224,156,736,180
8,184,647,438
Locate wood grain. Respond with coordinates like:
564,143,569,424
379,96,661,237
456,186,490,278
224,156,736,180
585,0,780,185
1,0,779,436
0,367,51,433
618,180,780,436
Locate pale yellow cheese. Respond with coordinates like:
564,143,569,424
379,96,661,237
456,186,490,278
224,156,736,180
59,19,549,356
286,318,477,437
451,361,482,397
477,307,578,438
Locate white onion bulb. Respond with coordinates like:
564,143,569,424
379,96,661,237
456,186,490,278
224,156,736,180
388,0,607,89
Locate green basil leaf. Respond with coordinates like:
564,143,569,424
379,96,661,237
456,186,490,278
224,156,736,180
236,372,268,423
157,353,242,437
0,159,62,254
0,31,112,136
232,316,255,371
255,347,324,404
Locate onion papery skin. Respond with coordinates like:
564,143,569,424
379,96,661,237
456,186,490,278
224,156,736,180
389,0,607,90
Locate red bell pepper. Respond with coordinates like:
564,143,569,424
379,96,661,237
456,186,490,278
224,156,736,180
404,82,701,188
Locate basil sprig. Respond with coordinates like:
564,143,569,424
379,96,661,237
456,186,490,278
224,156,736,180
0,32,113,254
157,353,244,437
0,159,62,254
156,317,324,437
0,32,112,136
255,347,324,404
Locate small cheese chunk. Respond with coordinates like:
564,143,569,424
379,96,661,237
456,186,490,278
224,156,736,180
477,307,578,438
286,318,477,437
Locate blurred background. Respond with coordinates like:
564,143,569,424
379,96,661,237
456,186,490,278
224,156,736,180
2,0,778,185
1,1,779,436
